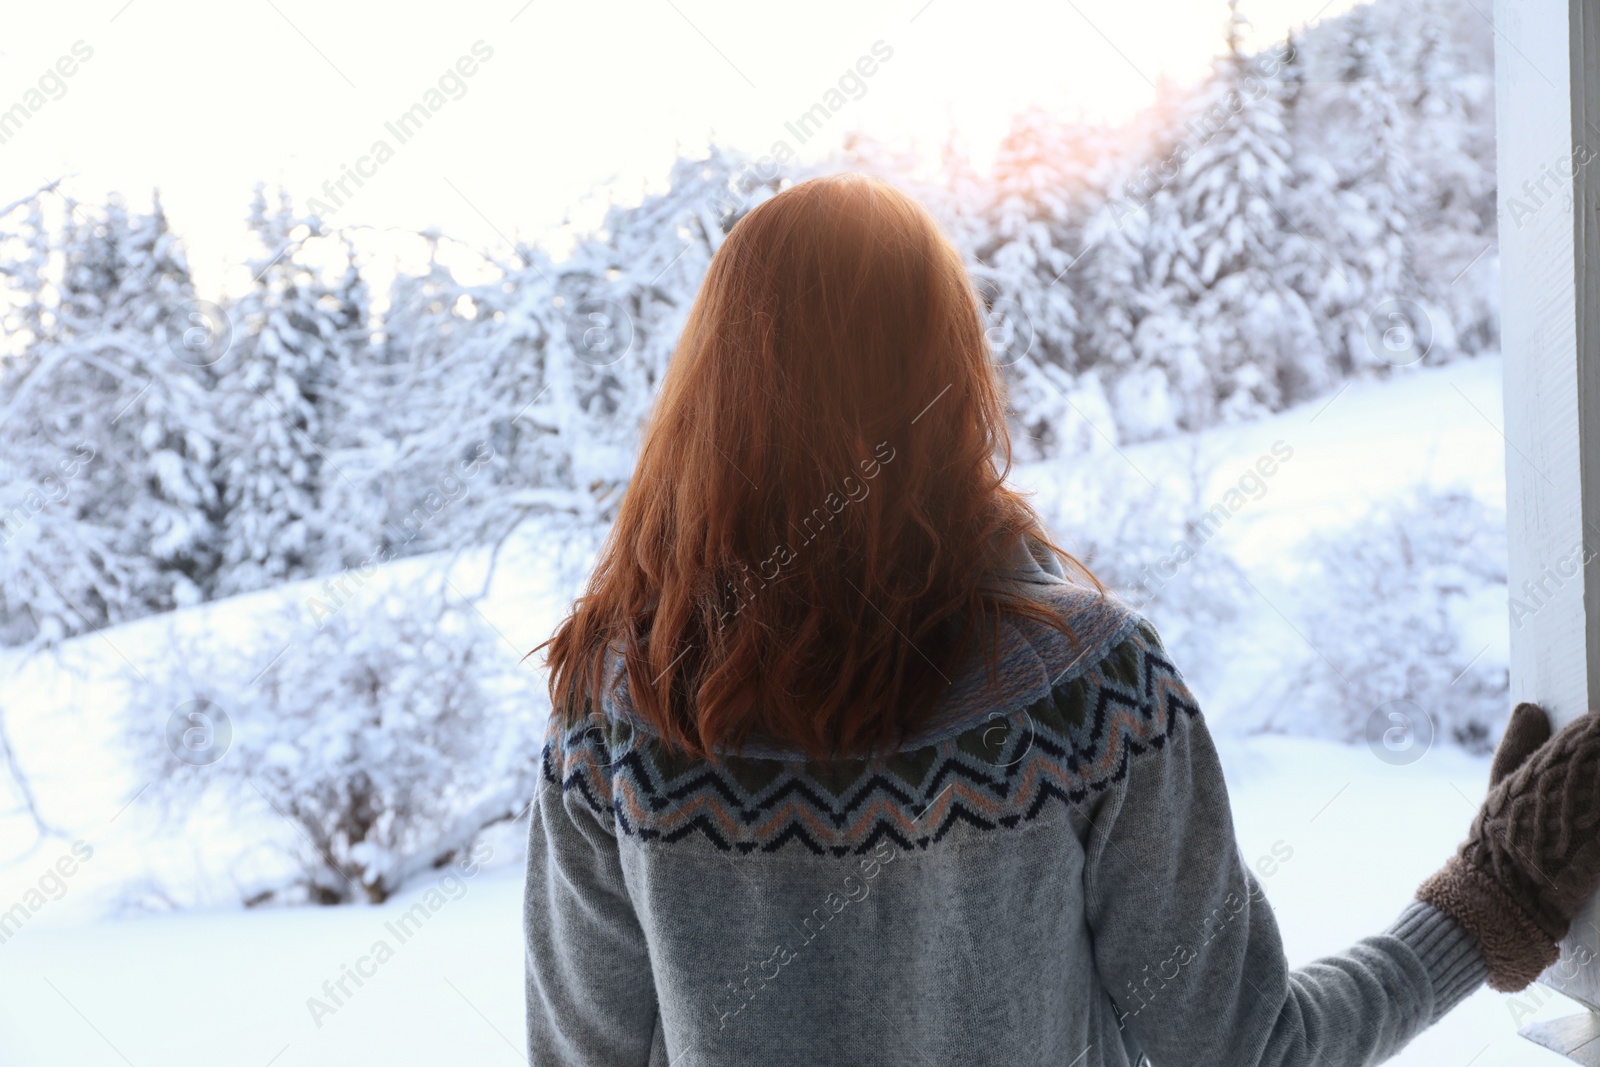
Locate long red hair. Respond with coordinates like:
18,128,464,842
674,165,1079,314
539,173,1096,761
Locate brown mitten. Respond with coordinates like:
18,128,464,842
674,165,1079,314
1418,702,1600,990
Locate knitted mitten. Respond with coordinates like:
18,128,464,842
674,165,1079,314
1418,702,1600,991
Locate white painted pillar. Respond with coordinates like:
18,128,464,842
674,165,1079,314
1497,0,1600,1058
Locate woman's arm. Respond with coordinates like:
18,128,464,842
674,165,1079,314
524,718,659,1066
1078,619,1499,1066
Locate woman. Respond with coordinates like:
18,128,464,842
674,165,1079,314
526,173,1600,1066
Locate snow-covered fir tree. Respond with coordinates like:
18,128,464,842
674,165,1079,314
1332,4,1422,367
1404,0,1497,355
215,186,355,593
972,108,1098,370
0,191,222,632
1141,0,1324,426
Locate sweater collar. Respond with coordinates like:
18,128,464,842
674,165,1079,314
982,532,1069,589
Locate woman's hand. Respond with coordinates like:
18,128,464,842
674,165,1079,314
1419,702,1600,990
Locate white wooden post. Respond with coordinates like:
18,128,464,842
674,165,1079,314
1497,0,1600,1058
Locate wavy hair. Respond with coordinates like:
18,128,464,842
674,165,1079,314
538,173,1097,761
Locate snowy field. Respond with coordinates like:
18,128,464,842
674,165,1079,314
0,352,1581,1065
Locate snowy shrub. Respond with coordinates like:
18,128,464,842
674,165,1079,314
1255,488,1508,751
132,580,545,904
1029,444,1253,701
1109,366,1177,442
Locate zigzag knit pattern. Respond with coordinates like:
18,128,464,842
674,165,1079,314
541,610,1203,856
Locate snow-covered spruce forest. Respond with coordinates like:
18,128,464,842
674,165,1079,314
0,0,1507,907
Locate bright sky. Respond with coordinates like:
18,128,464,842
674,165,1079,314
0,0,1361,298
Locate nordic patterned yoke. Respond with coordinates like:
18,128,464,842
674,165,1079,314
524,538,1488,1066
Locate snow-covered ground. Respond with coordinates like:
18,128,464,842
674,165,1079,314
0,353,1582,1065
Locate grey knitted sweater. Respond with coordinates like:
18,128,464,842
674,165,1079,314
524,538,1488,1065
